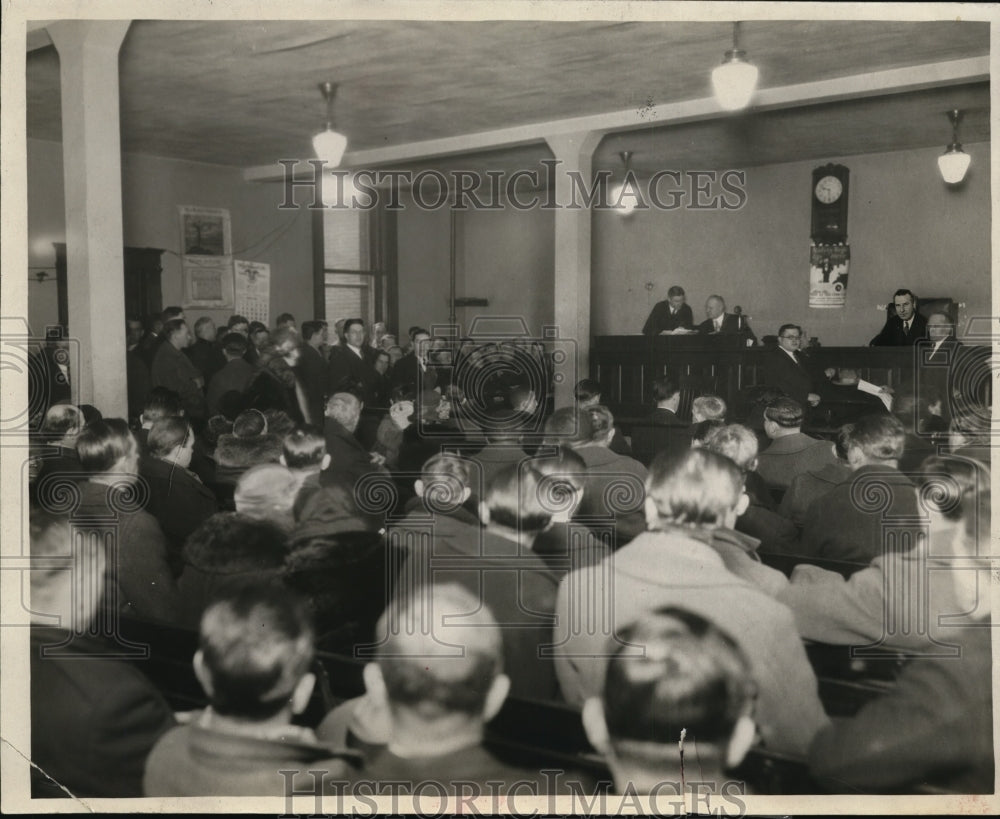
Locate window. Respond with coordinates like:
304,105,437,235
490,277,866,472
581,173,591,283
319,207,395,329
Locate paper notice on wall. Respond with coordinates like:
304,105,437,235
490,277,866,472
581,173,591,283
809,244,850,308
234,260,271,325
179,205,232,257
182,255,234,309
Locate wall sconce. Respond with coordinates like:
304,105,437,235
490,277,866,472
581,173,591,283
609,150,641,216
712,22,759,111
938,109,971,184
312,82,348,168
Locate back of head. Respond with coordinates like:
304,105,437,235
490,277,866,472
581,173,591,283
326,392,361,430
233,409,268,438
531,446,587,508
691,395,726,422
892,394,928,434
703,424,758,473
235,463,300,526
646,448,742,529
300,320,324,343
918,455,990,543
30,508,104,628
483,464,551,533
419,452,474,512
147,417,191,459
227,314,250,331
690,419,725,448
844,414,905,463
544,407,593,447
41,404,84,441
376,584,503,721
198,585,314,720
763,397,804,429
574,378,602,405
652,376,679,404
162,318,187,343
162,306,185,322
603,607,754,751
76,418,134,473
282,425,326,469
143,387,184,424
220,332,249,358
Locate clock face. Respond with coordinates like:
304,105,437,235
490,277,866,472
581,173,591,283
815,175,843,204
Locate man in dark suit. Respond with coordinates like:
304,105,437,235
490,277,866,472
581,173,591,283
869,288,928,346
630,375,692,467
390,327,437,395
761,323,820,408
696,295,757,344
327,318,378,404
642,285,695,336
298,320,329,426
320,392,386,490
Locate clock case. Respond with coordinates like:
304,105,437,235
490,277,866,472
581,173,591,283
811,163,850,244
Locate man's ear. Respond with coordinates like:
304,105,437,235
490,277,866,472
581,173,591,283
582,697,611,755
725,715,757,769
747,456,759,473
734,491,751,518
290,672,316,715
644,496,660,530
193,649,214,698
362,662,387,706
279,454,288,467
321,453,332,470
414,479,425,498
483,673,511,722
460,486,472,505
478,501,491,526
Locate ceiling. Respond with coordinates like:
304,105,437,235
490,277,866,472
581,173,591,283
25,19,990,174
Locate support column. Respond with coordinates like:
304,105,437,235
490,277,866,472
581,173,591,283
544,132,602,408
48,21,130,415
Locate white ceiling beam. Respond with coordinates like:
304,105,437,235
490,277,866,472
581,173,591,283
243,56,988,182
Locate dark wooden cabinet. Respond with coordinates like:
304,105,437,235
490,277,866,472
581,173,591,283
54,243,164,330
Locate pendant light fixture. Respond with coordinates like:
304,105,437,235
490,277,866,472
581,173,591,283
711,22,759,111
312,81,348,168
938,109,971,184
609,150,640,216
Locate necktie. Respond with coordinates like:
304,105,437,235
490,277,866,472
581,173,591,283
903,320,910,335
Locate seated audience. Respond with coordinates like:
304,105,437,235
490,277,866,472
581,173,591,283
553,447,828,756
949,407,992,466
582,608,756,796
139,417,219,573
572,404,649,546
691,394,727,423
395,462,562,700
630,376,691,467
174,513,289,630
30,404,86,505
325,583,564,792
777,425,853,528
29,509,177,798
286,485,390,652
755,397,837,491
892,394,939,472
234,463,300,532
150,318,206,423
699,425,794,593
529,447,608,576
280,425,330,499
807,456,992,793
76,418,177,622
798,414,920,568
781,455,990,649
817,367,888,428
689,418,725,447
470,407,533,492
388,452,481,545
206,332,254,418
575,378,632,456
214,408,283,484
144,585,357,795
320,392,386,489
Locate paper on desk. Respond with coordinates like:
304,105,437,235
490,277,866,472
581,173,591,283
857,378,893,411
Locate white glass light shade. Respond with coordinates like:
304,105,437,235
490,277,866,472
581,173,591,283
712,55,759,111
312,128,348,168
609,179,640,216
937,147,971,184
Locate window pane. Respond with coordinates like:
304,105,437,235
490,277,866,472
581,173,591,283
323,209,369,271
325,273,371,326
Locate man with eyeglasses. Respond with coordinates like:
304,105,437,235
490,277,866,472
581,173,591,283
761,324,820,408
